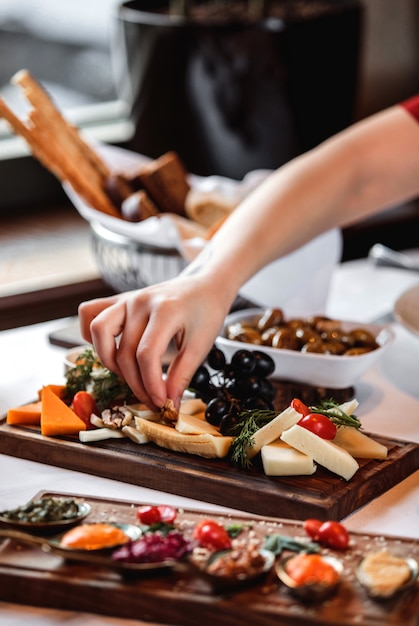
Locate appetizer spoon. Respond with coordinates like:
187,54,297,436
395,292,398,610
275,554,343,602
356,556,418,601
368,244,419,271
0,525,174,573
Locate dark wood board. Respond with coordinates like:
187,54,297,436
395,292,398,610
0,491,418,626
1,416,419,521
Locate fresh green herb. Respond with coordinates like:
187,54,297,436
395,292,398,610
310,399,362,429
142,521,176,536
64,348,98,401
0,496,81,523
264,534,320,556
226,523,247,538
229,410,277,469
65,348,137,411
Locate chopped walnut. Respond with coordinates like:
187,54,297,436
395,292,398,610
101,406,133,430
161,399,178,423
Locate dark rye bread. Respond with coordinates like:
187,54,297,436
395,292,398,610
135,151,190,216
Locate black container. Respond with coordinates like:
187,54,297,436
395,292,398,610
113,0,363,179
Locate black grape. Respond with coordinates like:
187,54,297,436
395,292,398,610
231,349,256,377
206,347,226,371
252,350,275,378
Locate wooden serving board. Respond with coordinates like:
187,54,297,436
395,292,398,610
0,491,418,626
1,415,419,521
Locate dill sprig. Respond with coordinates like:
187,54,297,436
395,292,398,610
310,399,361,429
229,409,276,469
64,348,136,411
228,398,361,470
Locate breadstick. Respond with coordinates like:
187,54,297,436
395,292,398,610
0,71,120,218
13,69,110,181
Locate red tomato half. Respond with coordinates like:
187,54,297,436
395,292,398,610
318,521,349,550
303,518,323,541
193,519,232,551
137,505,162,525
298,413,337,440
290,398,311,417
156,505,177,524
72,391,98,428
136,504,177,525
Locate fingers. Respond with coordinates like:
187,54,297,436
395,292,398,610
78,295,121,343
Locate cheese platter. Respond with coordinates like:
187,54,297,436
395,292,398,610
0,407,418,521
0,491,418,626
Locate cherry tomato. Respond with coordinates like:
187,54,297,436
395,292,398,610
72,391,98,428
193,519,232,551
290,398,311,417
303,518,323,541
156,505,177,524
136,505,162,525
298,413,337,440
136,504,177,525
318,521,349,550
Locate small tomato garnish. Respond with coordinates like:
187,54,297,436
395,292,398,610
303,518,323,541
318,521,349,550
290,398,311,417
193,519,232,551
136,505,162,526
298,413,337,440
72,391,98,428
136,504,177,526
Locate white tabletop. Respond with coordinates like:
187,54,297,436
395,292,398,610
0,255,419,624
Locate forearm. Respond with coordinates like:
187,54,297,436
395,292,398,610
184,105,419,300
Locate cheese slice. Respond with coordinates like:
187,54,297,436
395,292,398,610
247,406,302,460
134,417,232,458
332,426,387,459
261,440,316,476
281,424,359,480
175,411,221,436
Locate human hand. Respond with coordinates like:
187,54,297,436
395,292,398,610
78,275,232,411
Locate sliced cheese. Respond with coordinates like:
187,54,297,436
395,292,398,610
134,417,232,458
175,411,220,436
281,424,359,480
247,406,302,460
335,399,359,415
179,398,207,415
261,440,316,476
333,426,387,459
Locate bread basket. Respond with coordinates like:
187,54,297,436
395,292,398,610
90,221,187,292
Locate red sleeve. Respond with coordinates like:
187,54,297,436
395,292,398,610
400,95,419,122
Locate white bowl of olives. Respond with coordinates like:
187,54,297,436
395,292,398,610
216,308,395,389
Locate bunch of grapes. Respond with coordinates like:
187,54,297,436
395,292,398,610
188,347,276,435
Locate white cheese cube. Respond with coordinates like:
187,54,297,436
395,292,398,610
261,441,316,476
281,424,359,480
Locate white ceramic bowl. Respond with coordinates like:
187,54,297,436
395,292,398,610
216,309,395,389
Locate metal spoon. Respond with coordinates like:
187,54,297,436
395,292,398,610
368,244,419,271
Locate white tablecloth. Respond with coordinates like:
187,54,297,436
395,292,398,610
0,256,419,624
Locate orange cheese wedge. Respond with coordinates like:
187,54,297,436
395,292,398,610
41,385,86,436
7,400,42,425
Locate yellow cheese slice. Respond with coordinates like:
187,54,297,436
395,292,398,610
281,424,359,480
332,426,387,459
175,411,221,436
261,440,316,476
134,417,232,458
